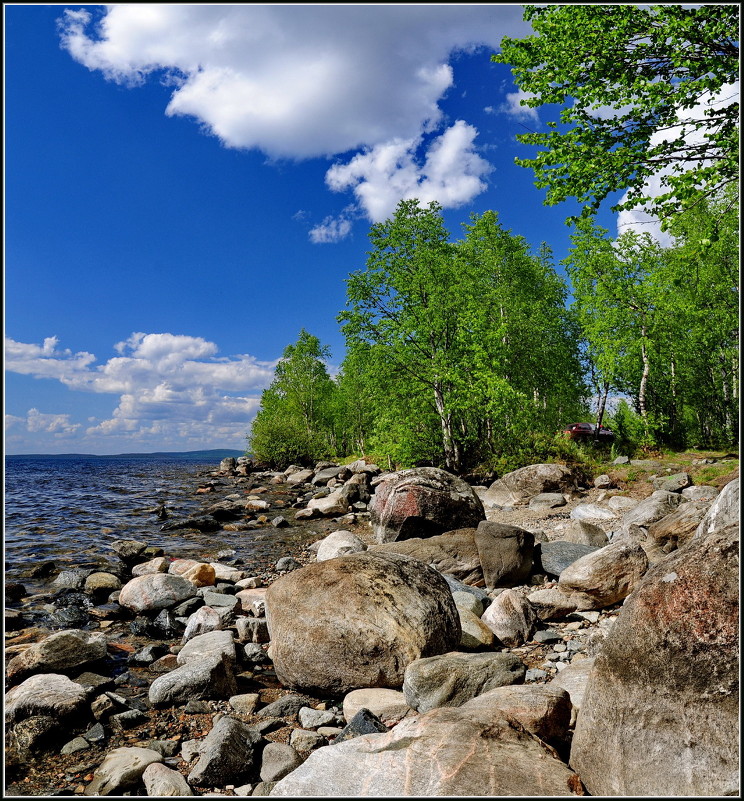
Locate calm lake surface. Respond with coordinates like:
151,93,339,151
4,454,240,591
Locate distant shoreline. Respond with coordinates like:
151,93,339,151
4,449,246,460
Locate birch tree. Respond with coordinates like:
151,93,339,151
494,4,738,225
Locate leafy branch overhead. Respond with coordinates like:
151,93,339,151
493,4,739,225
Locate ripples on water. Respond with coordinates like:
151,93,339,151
4,455,234,591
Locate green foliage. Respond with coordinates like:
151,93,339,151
564,191,739,450
486,431,588,477
338,200,463,468
337,200,586,472
247,329,337,467
248,191,736,472
606,400,650,455
564,218,664,442
658,188,739,446
493,5,739,224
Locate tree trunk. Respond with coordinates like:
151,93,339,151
667,356,679,443
638,326,650,424
434,384,457,472
595,381,610,430
720,357,733,442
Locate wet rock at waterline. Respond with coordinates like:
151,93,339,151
5,673,89,724
117,573,198,614
6,629,108,685
84,746,163,796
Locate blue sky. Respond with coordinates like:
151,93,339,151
5,4,629,455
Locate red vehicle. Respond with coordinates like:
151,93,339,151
562,422,615,443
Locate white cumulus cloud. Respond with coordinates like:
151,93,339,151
57,5,531,236
325,121,492,223
309,215,354,245
5,333,277,452
500,89,540,123
616,81,739,245
4,335,97,381
25,409,81,435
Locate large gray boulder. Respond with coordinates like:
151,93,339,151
369,467,485,543
5,673,88,724
265,551,460,695
474,521,534,589
402,651,525,713
480,589,538,647
558,540,649,608
694,478,738,540
482,463,582,509
270,697,582,796
84,747,162,796
6,629,108,685
569,524,739,796
118,573,198,614
371,528,485,586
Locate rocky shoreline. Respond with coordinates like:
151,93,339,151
4,456,739,796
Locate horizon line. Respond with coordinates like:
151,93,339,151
4,448,247,458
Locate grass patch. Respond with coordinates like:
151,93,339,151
590,448,738,493
695,462,740,486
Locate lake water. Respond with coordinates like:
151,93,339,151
4,454,239,592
